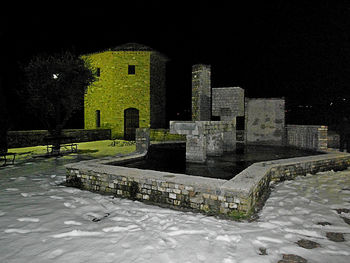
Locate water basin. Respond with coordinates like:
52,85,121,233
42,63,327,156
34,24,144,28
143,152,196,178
112,143,323,180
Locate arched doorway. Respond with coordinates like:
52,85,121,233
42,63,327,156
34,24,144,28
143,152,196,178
124,108,139,140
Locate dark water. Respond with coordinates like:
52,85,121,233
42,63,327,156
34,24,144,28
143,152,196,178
115,143,323,180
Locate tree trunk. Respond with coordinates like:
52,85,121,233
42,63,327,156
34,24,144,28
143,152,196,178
51,99,63,156
0,129,8,155
50,128,62,156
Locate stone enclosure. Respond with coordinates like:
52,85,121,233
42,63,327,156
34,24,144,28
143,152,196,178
65,64,350,219
66,149,350,219
170,64,326,163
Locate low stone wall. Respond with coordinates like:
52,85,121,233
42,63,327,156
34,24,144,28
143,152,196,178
8,129,111,148
286,125,327,151
65,150,350,220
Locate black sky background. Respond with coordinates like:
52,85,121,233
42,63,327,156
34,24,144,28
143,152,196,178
1,1,350,130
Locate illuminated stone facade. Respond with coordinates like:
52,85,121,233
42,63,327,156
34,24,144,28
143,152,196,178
83,43,167,139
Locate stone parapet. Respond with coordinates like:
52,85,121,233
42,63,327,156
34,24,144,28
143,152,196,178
65,150,350,220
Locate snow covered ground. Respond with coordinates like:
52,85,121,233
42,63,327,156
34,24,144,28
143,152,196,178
0,157,350,263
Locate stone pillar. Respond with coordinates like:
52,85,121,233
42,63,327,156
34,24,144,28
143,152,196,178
206,133,224,156
222,130,236,152
186,135,207,163
136,128,150,153
192,64,211,121
317,126,328,151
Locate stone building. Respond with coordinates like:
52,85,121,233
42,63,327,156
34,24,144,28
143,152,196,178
83,43,168,139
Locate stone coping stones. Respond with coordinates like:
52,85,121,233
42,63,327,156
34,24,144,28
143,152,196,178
65,149,350,218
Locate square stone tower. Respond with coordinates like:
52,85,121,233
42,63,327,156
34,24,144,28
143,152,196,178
192,64,211,121
212,87,245,121
83,43,168,140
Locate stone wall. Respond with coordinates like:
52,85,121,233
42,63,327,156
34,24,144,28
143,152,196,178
8,129,111,148
65,151,350,219
245,98,285,145
286,125,328,151
212,87,245,120
192,64,211,121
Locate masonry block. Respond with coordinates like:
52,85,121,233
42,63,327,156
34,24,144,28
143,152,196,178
186,134,207,163
206,133,224,156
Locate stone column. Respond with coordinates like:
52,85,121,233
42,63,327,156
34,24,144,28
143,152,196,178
317,126,328,151
192,64,211,121
136,128,150,153
222,130,236,152
206,133,224,156
186,135,207,163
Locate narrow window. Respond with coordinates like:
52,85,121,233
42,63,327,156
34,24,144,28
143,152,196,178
96,110,101,128
96,68,100,77
128,65,135,75
236,116,245,143
236,116,245,130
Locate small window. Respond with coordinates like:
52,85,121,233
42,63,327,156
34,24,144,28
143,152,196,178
128,65,135,75
96,68,100,77
96,110,101,128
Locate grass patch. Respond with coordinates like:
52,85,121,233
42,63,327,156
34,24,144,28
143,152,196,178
8,140,136,162
228,210,251,221
76,140,135,158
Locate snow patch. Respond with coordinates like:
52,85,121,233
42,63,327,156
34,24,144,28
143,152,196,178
47,249,64,259
215,234,241,243
167,229,208,236
63,202,76,208
5,188,19,191
17,218,40,223
49,195,64,200
284,228,323,238
256,236,284,243
52,230,103,238
4,228,32,234
64,221,82,226
102,224,140,232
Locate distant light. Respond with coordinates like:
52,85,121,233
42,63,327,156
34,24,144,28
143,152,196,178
330,102,333,106
53,74,59,79
343,98,346,101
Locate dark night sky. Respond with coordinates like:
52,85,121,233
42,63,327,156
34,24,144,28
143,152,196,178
1,1,350,129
